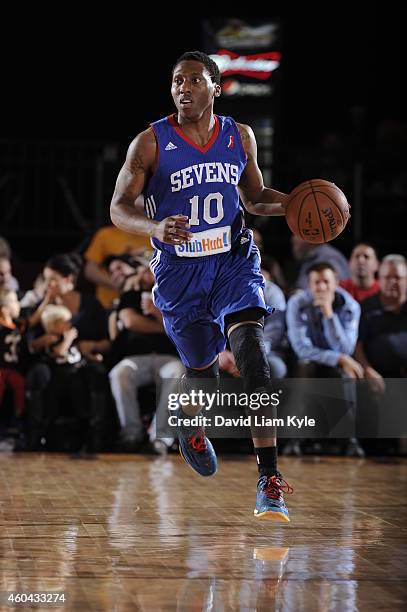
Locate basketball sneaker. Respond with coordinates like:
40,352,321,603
176,408,217,477
254,472,293,522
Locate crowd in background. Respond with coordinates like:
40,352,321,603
0,223,406,458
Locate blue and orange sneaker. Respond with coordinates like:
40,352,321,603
176,409,217,477
254,472,293,522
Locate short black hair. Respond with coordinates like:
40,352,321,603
306,261,337,276
172,51,221,85
351,242,379,260
45,252,82,281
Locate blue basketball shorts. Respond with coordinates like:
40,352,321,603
151,228,274,368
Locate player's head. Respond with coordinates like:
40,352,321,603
379,254,407,304
349,242,379,281
171,51,221,120
0,288,20,320
307,262,338,298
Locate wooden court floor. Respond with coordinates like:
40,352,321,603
0,453,406,611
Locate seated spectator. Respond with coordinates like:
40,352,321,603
26,254,112,451
355,254,407,384
0,289,29,427
107,265,157,354
262,264,289,379
261,254,287,292
0,256,19,294
340,243,380,303
30,253,110,361
286,262,364,456
102,253,144,310
0,238,20,293
34,304,107,452
252,227,287,287
291,236,350,291
252,228,265,253
40,305,83,366
108,266,183,454
84,218,152,309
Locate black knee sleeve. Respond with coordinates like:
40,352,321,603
228,323,270,394
181,360,220,396
225,307,265,334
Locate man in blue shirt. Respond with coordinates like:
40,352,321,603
286,261,364,456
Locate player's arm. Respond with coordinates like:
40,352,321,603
237,123,288,216
110,129,192,244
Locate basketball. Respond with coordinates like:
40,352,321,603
285,179,350,244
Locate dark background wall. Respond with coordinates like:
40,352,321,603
2,10,406,272
4,11,405,140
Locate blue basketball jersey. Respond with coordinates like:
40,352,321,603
144,114,247,257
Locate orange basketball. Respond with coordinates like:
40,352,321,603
285,179,350,244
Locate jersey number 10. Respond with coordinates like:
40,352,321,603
189,192,224,225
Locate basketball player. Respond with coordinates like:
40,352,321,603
110,51,293,522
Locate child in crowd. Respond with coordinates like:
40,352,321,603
0,289,29,428
40,304,82,366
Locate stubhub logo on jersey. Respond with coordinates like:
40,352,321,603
175,226,232,257
170,163,239,192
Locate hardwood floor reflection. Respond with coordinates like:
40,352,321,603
0,453,406,611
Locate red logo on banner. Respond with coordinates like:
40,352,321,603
212,49,281,81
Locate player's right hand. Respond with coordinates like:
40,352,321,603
153,215,193,245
